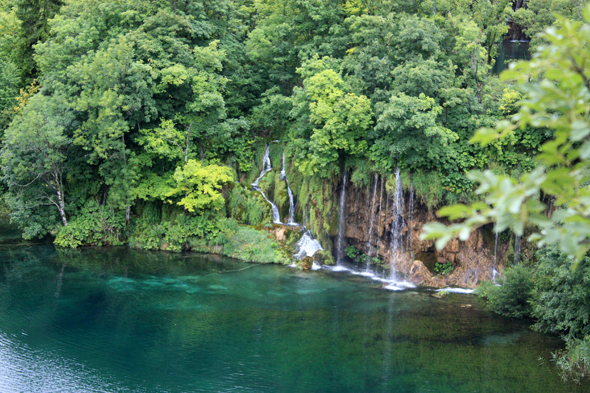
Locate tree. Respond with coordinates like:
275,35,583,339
164,159,233,212
370,92,457,172
2,93,73,236
14,0,63,84
422,7,590,267
290,57,372,176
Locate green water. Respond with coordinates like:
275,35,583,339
0,237,585,392
492,41,530,74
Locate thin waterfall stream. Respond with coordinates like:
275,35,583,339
389,164,405,280
385,164,415,291
514,168,522,264
280,151,297,225
336,170,347,265
375,178,384,258
407,175,414,260
366,174,379,266
251,144,282,224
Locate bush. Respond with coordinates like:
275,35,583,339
220,226,290,264
476,264,535,318
55,201,126,248
129,213,231,252
532,247,590,340
553,336,590,383
434,261,454,276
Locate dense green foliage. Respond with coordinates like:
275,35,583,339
476,247,590,380
423,8,590,380
0,0,579,247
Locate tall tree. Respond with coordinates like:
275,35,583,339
2,93,73,237
15,0,62,85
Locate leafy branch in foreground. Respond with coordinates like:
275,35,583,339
422,7,590,266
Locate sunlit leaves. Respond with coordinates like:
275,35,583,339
165,159,234,212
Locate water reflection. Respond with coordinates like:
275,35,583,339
493,40,530,74
0,245,585,392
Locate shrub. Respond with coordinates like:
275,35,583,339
553,336,590,383
532,247,590,340
55,201,126,248
434,261,454,276
476,264,534,318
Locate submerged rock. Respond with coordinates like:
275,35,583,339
432,290,448,299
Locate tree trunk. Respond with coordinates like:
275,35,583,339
57,187,67,227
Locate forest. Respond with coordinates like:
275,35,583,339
1,0,590,381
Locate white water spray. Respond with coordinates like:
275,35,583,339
280,151,297,225
251,144,282,224
389,164,405,280
336,170,347,265
293,228,323,261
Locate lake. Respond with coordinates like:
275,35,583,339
0,225,584,392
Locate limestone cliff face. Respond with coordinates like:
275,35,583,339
333,177,506,289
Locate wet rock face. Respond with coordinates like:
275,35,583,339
334,180,503,288
408,260,432,286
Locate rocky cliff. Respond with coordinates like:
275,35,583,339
332,177,506,289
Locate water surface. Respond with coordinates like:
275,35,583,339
0,241,584,392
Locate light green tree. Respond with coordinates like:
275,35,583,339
290,58,372,176
165,159,233,213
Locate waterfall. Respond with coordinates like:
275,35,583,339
389,164,405,279
336,170,347,265
366,174,379,270
407,175,414,259
375,178,384,257
293,228,323,261
280,151,297,225
493,232,499,284
251,144,282,224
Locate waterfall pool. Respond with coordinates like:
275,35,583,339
0,242,585,392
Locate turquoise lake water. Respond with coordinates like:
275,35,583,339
0,224,586,392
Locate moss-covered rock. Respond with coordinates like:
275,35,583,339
314,250,335,266
300,256,313,270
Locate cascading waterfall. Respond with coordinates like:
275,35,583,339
366,174,379,263
251,144,282,224
336,170,348,265
279,151,297,225
293,228,323,264
407,175,414,259
389,164,405,279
